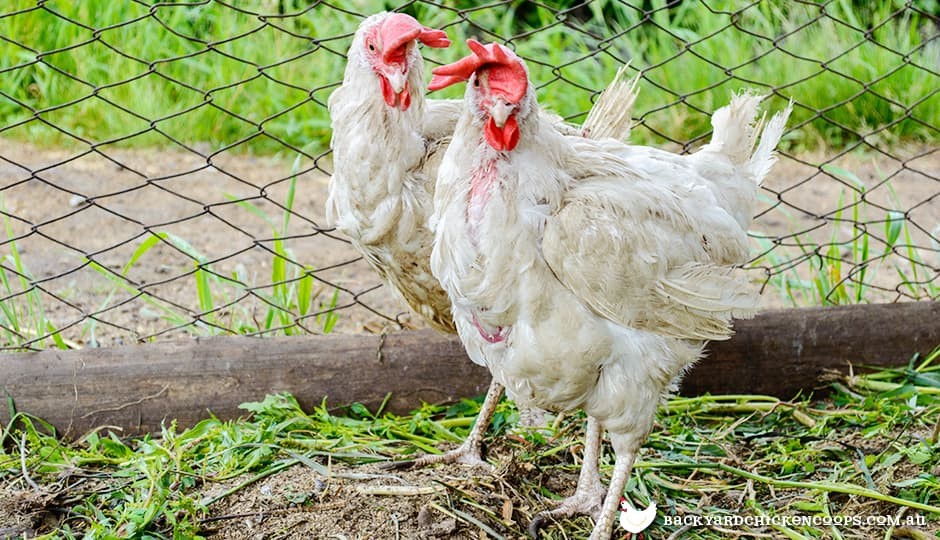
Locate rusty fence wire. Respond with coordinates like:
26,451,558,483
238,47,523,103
0,0,937,351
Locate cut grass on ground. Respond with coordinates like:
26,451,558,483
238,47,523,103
1,347,939,538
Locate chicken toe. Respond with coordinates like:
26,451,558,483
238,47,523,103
382,380,503,472
528,416,606,537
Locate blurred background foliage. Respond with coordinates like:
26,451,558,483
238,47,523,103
0,0,936,155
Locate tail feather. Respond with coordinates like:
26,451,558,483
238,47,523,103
703,91,764,166
582,64,639,143
747,100,793,185
703,92,793,185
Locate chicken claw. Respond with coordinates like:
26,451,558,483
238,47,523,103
381,380,503,472
528,416,606,537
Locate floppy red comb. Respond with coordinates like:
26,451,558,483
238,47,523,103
380,13,450,64
428,39,527,102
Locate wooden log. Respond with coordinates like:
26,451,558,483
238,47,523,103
685,301,939,396
0,302,937,438
0,330,485,439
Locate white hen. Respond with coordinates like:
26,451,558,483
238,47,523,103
428,40,791,539
327,14,638,470
327,12,453,333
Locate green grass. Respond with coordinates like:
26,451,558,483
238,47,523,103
2,347,938,538
0,205,69,351
0,0,936,155
750,170,939,307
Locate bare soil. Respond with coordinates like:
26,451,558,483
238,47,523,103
0,138,417,346
1,138,936,347
196,462,514,540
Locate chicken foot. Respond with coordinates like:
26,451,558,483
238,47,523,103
382,379,503,471
528,416,606,537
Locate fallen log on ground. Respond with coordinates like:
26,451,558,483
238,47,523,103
1,302,937,438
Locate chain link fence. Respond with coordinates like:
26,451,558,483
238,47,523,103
0,0,937,351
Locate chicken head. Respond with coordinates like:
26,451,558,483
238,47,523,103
429,40,529,150
355,13,450,110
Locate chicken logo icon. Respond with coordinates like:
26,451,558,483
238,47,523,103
619,497,656,538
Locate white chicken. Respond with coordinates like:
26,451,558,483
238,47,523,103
428,40,791,539
328,14,637,469
327,12,454,334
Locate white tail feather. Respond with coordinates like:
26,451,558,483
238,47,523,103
704,92,793,185
703,91,764,165
747,100,793,185
582,64,639,143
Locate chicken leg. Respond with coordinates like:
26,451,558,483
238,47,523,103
528,416,606,537
383,379,503,471
587,433,643,540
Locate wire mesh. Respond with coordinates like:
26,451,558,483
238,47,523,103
0,0,937,351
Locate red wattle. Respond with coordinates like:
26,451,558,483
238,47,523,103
484,115,519,151
484,116,504,151
379,75,397,108
379,75,411,110
400,80,411,110
502,115,519,151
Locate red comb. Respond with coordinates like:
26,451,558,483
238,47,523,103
428,39,527,102
380,13,450,64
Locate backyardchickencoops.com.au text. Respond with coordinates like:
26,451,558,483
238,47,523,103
663,513,927,529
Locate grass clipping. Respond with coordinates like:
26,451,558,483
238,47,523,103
2,349,939,539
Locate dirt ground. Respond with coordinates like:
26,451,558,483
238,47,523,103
193,456,940,540
196,461,514,539
0,460,508,540
0,138,413,345
0,138,936,347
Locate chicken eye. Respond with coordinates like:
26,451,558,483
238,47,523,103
368,43,375,52
473,79,479,87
